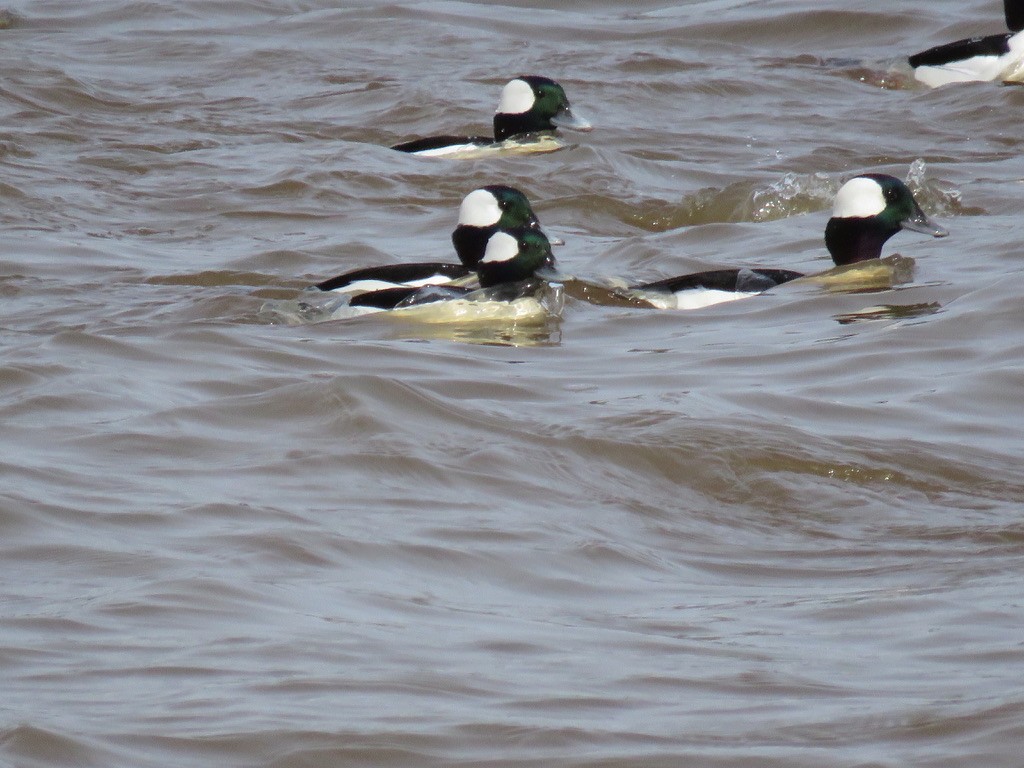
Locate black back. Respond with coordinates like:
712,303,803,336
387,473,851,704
636,268,804,294
348,284,473,310
493,113,552,142
315,262,471,292
348,286,421,309
909,32,1012,67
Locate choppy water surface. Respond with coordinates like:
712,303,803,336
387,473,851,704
3,1,1024,766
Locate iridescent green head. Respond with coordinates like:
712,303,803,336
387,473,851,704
475,228,556,288
452,185,545,268
493,76,591,141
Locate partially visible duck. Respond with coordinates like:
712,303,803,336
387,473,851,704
314,185,550,295
630,174,948,310
631,268,806,310
347,227,556,311
909,0,1024,87
391,76,591,157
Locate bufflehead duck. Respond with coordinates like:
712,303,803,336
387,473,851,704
347,227,556,312
314,185,549,295
390,76,591,157
630,268,807,310
909,0,1024,87
630,174,947,310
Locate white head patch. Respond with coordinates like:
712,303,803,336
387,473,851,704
480,231,519,264
496,79,535,115
832,177,886,219
458,189,502,227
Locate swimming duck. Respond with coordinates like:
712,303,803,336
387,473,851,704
630,174,948,310
314,185,549,295
630,268,807,310
346,227,556,311
390,76,591,157
909,0,1024,87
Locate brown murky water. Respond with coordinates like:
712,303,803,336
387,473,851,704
3,1,1024,766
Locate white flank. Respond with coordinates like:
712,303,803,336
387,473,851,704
458,188,503,226
671,288,756,311
329,274,453,295
404,274,457,288
328,278,401,295
832,177,886,218
496,78,535,115
914,31,1024,87
915,55,1006,87
480,231,519,264
412,142,488,158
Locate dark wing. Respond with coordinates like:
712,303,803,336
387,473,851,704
390,135,492,153
348,286,421,309
635,268,803,294
735,268,805,292
348,284,474,310
315,262,470,292
909,32,1013,68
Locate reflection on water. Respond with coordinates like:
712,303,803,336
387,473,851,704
834,301,942,325
560,276,657,308
800,254,916,292
382,314,564,346
258,283,565,346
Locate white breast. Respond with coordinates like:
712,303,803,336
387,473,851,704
671,288,758,311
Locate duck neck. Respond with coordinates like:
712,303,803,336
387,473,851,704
1007,0,1024,33
824,216,898,266
451,224,494,268
493,112,551,142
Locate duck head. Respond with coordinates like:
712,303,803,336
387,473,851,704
492,76,591,142
824,174,948,266
475,228,556,288
452,185,547,268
